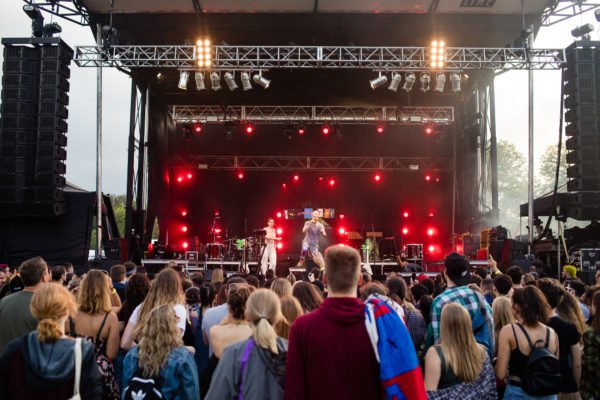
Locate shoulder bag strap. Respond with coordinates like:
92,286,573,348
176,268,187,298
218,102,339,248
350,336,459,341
515,322,535,350
95,313,110,342
73,338,82,396
544,327,551,348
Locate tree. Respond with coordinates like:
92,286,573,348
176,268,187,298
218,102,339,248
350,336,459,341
536,143,567,197
496,140,528,231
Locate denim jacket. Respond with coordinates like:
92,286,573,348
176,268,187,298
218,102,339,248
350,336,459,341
122,346,199,400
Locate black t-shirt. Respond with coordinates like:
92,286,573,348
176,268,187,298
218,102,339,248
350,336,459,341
547,316,581,393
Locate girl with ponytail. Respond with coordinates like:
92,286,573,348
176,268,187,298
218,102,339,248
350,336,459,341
206,289,288,400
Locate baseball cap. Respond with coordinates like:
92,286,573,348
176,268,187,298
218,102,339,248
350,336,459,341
444,252,472,286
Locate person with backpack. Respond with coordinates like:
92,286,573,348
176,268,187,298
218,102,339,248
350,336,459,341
581,291,600,400
122,304,199,400
496,286,561,399
205,289,287,400
188,283,215,382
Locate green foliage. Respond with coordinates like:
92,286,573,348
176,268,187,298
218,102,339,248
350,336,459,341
536,143,567,196
496,140,528,230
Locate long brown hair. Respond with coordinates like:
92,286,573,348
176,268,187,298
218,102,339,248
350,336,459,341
31,283,77,342
557,291,587,339
78,270,112,315
292,281,322,312
275,295,303,339
439,303,486,383
512,286,550,326
137,305,183,376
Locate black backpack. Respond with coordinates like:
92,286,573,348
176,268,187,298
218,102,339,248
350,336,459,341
122,367,163,400
515,323,561,396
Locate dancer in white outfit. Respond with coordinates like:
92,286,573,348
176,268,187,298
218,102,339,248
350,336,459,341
260,218,280,275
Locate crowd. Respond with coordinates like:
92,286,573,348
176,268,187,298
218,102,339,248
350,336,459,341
0,249,599,400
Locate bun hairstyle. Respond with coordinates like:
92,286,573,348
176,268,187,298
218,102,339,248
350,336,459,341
245,289,282,354
31,283,76,342
227,283,252,320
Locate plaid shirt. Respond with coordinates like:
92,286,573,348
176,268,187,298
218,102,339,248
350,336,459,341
430,286,494,354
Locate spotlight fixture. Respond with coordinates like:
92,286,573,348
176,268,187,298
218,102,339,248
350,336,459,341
253,72,270,89
321,124,331,135
369,74,388,90
297,125,305,135
388,72,402,92
430,40,446,69
244,122,255,135
23,5,44,38
402,73,416,92
434,73,446,92
196,38,212,68
376,123,385,134
178,70,190,90
210,72,221,91
420,73,431,92
224,72,238,91
425,126,433,135
450,73,461,92
571,23,594,39
194,72,206,91
240,72,252,91
193,122,203,134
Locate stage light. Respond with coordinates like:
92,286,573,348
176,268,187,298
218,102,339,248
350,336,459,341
321,124,331,135
293,175,299,182
428,244,435,253
388,72,402,92
196,38,211,67
214,228,222,234
193,122,203,134
178,71,190,90
282,183,287,188
369,74,388,90
276,242,283,250
244,123,255,135
572,23,594,38
376,124,385,134
427,228,435,236
253,73,270,89
340,214,345,219
224,72,238,91
425,174,432,181
240,72,253,91
237,172,245,180
403,211,409,218
276,211,282,218
186,172,193,179
194,72,206,91
402,73,416,92
297,125,305,135
210,72,221,91
181,225,188,233
182,241,189,249
402,227,409,235
430,40,446,69
276,228,283,235
450,73,461,92
328,178,336,187
338,227,346,235
425,126,433,135
181,210,188,217
374,173,381,182
176,176,184,183
420,73,431,92
434,73,446,92
318,176,324,181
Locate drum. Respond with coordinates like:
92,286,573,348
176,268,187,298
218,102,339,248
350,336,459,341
206,243,224,260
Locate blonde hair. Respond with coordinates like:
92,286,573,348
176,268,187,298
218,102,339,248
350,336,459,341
439,303,486,383
211,268,224,283
557,291,586,340
492,296,514,344
270,278,292,298
134,269,184,338
275,295,303,339
78,270,112,315
31,283,77,342
137,305,183,377
246,289,282,354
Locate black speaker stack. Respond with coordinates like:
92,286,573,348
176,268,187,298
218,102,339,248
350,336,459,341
0,40,72,217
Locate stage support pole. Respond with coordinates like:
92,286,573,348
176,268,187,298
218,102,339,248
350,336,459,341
451,124,457,249
124,80,137,242
489,78,500,224
95,24,103,259
527,27,535,252
135,85,147,239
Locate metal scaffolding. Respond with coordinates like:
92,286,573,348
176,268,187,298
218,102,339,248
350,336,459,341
542,1,600,26
74,45,565,71
170,155,453,172
171,105,454,124
22,0,89,26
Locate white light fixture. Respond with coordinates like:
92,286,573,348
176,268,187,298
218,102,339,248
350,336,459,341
194,72,206,91
434,73,446,92
402,73,416,92
240,72,252,91
210,72,221,91
420,73,431,92
178,71,189,90
224,72,238,91
450,73,461,92
253,72,270,89
369,73,388,90
387,73,402,92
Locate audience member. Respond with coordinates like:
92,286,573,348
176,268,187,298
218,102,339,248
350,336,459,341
110,264,127,302
190,272,205,288
292,281,323,313
123,261,137,278
271,277,293,298
493,274,513,298
565,279,590,320
51,265,67,285
286,273,297,286
246,274,260,288
581,291,600,400
276,295,303,340
492,296,514,347
420,277,435,296
411,283,429,303
207,289,287,400
211,268,224,283
481,278,494,305
117,273,150,332
0,283,103,399
557,291,587,340
0,256,50,353
506,266,524,289
386,276,426,350
309,267,325,292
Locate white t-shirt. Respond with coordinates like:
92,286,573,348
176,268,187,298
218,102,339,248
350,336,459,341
128,303,187,336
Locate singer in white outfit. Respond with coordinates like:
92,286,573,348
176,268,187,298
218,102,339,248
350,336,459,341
260,218,280,275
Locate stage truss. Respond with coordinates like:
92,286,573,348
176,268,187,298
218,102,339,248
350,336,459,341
170,155,453,172
22,0,89,26
171,106,454,124
74,45,565,71
541,1,600,26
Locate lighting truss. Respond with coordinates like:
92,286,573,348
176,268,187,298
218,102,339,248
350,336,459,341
171,105,454,124
542,1,600,26
22,0,89,26
170,155,453,172
74,45,565,70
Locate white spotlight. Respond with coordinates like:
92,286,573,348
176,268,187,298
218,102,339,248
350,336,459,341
241,72,252,91
178,70,189,90
434,73,446,92
387,73,402,92
210,72,221,91
450,73,461,92
420,73,431,92
402,73,416,92
253,73,270,89
224,72,238,91
194,72,206,91
369,74,388,90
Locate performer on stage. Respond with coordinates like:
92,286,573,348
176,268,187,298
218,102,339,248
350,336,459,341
260,218,280,275
297,210,326,270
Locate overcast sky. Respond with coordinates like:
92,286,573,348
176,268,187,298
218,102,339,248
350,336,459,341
0,5,597,195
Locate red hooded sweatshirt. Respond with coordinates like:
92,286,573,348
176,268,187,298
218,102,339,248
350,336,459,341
285,297,382,400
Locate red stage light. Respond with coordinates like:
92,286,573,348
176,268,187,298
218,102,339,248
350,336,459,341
329,179,335,187
425,126,433,135
193,122,203,134
282,183,287,188
425,174,432,182
339,214,345,219
428,211,435,217
237,172,245,180
181,225,188,233
244,123,255,135
374,174,381,182
402,227,409,235
187,173,193,179
318,176,324,181
181,210,188,217
297,125,305,135
215,228,222,234
293,174,299,182
427,228,435,236
338,227,346,235
428,245,435,253
435,177,440,182
276,228,283,235
376,124,385,134
276,242,283,250
176,176,184,183
182,241,189,249
276,211,282,218
321,124,331,135
403,211,410,218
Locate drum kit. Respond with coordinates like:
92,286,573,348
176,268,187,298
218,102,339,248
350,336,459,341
204,229,267,261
